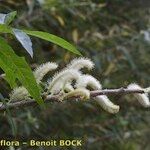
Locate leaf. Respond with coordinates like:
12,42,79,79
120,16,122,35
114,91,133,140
72,29,79,43
13,29,33,57
4,69,17,88
24,30,81,55
0,11,17,25
0,13,6,24
4,11,17,25
55,15,65,26
0,50,16,88
0,37,43,105
0,24,82,56
0,26,33,57
0,24,12,33
0,24,81,55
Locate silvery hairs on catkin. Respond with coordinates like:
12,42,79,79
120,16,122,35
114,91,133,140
76,74,120,114
127,83,150,107
47,69,81,95
65,57,94,92
34,62,58,83
10,62,58,101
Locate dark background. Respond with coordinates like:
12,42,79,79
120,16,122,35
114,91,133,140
0,0,150,149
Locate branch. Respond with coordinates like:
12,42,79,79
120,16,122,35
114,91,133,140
0,88,145,112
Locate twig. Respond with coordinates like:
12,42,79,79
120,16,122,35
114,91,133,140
0,88,145,112
90,88,144,97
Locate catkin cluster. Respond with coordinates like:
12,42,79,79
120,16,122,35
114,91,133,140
9,58,150,113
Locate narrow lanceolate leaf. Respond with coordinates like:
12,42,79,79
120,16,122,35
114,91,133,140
0,25,81,55
0,24,12,33
13,29,33,57
0,13,6,24
4,11,17,25
0,11,17,25
25,30,81,55
0,37,43,105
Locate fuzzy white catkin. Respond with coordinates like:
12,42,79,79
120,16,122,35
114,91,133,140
95,95,120,114
63,88,90,100
67,57,94,70
34,62,58,83
65,58,94,92
9,62,58,101
10,87,29,102
76,74,120,113
64,82,74,92
47,69,81,94
144,87,150,93
76,74,102,89
127,83,150,107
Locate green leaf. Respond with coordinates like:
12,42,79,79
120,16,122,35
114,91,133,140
0,37,43,105
4,11,17,25
24,30,82,55
0,25,81,55
4,69,17,88
0,50,16,88
0,13,6,24
0,24,12,33
0,11,16,25
13,28,33,57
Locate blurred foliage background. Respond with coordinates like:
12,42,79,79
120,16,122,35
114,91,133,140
0,0,150,149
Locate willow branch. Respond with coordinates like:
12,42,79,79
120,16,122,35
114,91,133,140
0,88,145,112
